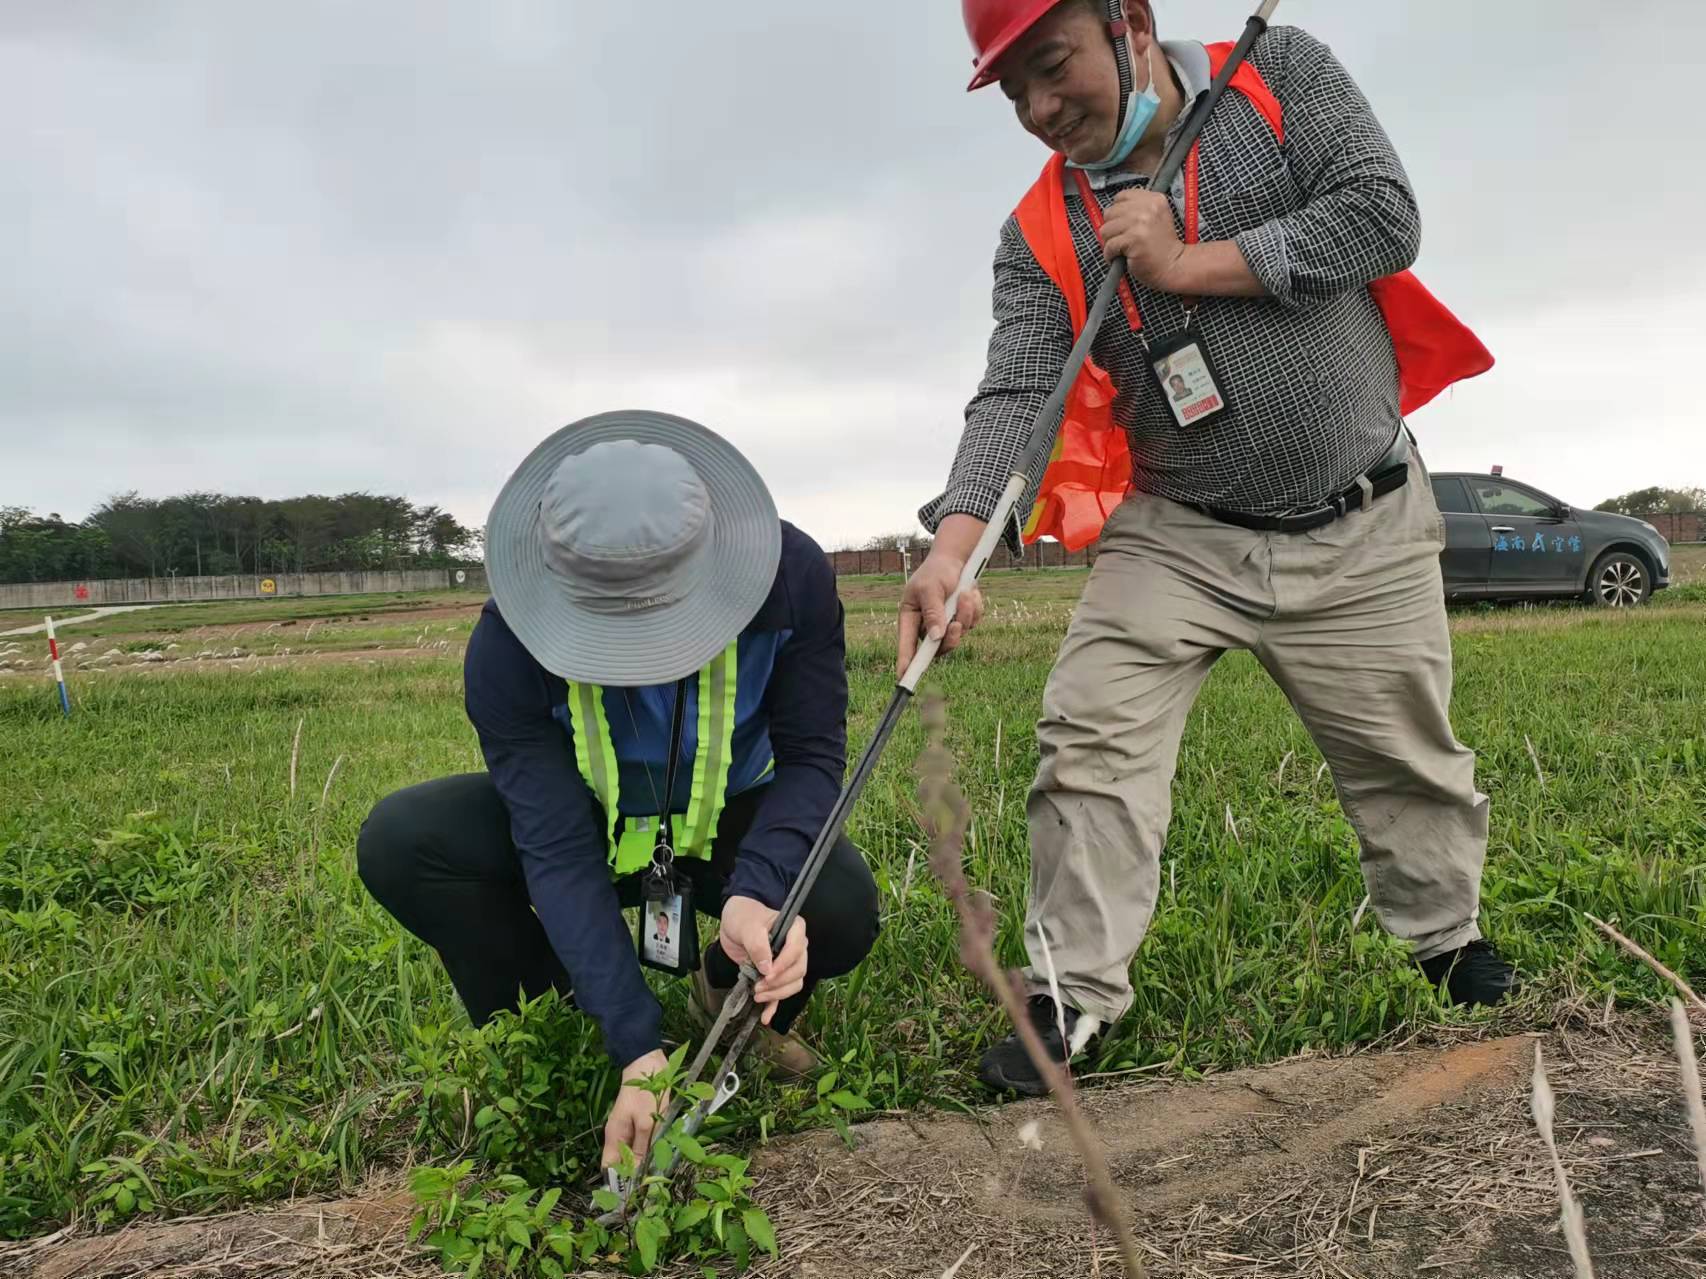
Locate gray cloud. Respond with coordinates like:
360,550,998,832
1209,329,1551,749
5,0,1702,547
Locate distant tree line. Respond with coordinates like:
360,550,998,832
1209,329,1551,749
855,532,933,553
1593,486,1706,518
0,492,482,585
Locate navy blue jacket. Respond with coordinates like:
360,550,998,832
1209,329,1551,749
463,522,847,1068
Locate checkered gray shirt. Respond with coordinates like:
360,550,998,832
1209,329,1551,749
920,26,1420,540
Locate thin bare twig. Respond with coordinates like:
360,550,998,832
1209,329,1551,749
939,1241,979,1278
1669,999,1706,1201
1524,734,1547,789
1586,913,1706,1015
1031,921,1070,1057
916,693,1147,1279
1530,1043,1595,1278
297,753,348,896
319,754,346,807
289,716,304,798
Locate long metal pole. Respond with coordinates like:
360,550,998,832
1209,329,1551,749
603,0,1281,1222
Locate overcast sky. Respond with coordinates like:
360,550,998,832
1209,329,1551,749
5,1,1702,548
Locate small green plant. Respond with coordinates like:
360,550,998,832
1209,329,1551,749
78,1155,161,1228
410,1153,777,1276
410,1047,779,1276
410,1162,570,1277
408,991,614,1188
1,810,216,914
1,900,79,943
598,1045,780,1274
801,1049,875,1148
0,1127,53,1238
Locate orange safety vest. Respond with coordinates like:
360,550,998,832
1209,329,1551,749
1015,41,1495,550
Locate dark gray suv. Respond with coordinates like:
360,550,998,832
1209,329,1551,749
1430,473,1672,606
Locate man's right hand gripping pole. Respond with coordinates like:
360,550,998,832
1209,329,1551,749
897,513,990,679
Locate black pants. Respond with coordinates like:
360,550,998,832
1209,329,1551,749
356,773,880,1035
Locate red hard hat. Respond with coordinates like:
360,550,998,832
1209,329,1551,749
962,0,1069,92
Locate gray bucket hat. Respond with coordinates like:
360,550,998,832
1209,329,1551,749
485,410,781,686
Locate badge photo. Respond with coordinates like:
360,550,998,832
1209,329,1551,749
637,867,699,976
642,895,682,969
1150,331,1231,428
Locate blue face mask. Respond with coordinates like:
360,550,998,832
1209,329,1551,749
1068,46,1161,173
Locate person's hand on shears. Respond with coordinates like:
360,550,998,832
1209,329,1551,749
719,895,808,1024
602,1048,670,1170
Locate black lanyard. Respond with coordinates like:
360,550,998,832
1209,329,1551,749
632,677,701,976
654,677,691,860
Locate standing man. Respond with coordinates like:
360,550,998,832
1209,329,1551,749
361,411,879,1162
900,1,1512,1096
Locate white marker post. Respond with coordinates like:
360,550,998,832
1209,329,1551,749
45,616,71,717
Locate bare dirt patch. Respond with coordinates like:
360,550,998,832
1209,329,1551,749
755,1019,1706,1278
7,1188,417,1279
3,608,476,677
8,1016,1703,1279
156,647,458,675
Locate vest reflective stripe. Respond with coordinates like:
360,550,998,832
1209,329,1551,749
684,644,737,857
568,677,622,856
565,641,740,878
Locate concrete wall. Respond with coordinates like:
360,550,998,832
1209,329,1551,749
1650,513,1702,545
0,546,1086,609
0,567,489,610
824,540,1098,577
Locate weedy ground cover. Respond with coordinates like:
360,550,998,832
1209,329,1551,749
2,571,1702,1260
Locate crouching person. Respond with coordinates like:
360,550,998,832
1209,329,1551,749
358,411,880,1167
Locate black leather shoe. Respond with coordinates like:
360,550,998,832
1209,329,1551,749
976,994,1102,1096
1419,938,1519,1007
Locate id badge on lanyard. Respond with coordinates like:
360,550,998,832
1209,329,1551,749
638,858,697,976
1148,321,1231,429
632,680,700,977
1073,151,1231,429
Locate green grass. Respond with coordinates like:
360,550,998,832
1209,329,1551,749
2,579,1704,1240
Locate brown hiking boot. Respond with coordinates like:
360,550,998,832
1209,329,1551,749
690,958,821,1081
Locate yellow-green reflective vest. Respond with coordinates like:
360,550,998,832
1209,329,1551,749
565,642,740,878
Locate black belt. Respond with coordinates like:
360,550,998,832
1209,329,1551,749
1195,460,1410,534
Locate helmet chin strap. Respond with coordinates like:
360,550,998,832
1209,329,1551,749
1105,0,1138,107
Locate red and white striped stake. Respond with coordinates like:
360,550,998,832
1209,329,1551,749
45,616,71,717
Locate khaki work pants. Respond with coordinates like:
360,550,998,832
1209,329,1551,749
1024,438,1488,1024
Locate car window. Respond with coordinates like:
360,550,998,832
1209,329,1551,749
1471,481,1552,518
1430,477,1474,513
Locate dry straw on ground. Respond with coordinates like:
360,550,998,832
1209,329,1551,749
1528,912,1706,1276
1531,1042,1596,1277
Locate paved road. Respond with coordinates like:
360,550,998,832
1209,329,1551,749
0,605,160,638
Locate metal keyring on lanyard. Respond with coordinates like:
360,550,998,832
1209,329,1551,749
634,678,692,879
